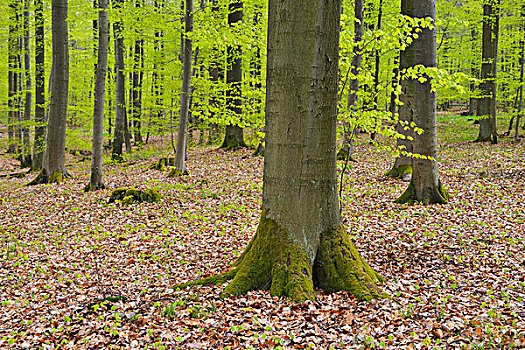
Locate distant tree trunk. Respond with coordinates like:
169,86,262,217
489,0,500,145
515,19,525,140
395,0,448,205
32,0,46,170
386,33,413,179
173,0,193,176
468,26,478,116
30,0,70,184
132,2,144,146
7,1,18,154
86,0,108,191
112,0,127,161
337,0,363,161
21,0,32,168
220,0,246,150
476,0,499,142
370,0,383,141
207,0,220,145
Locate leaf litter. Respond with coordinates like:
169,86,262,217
0,133,524,349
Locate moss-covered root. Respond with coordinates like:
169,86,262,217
223,215,315,302
385,164,412,180
313,225,388,301
26,169,69,186
394,180,450,205
108,188,161,204
220,136,247,150
150,157,175,171
167,167,189,177
84,181,106,192
173,269,238,290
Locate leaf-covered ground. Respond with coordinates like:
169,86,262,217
1,119,524,349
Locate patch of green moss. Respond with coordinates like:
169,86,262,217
314,225,388,301
48,171,63,184
220,136,247,150
394,181,416,204
395,180,449,205
167,168,189,177
386,164,412,179
150,157,175,171
108,187,161,204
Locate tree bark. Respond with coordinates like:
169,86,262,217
132,3,144,146
21,0,32,168
173,0,193,176
86,0,108,191
7,1,18,155
515,17,525,140
337,0,363,161
32,0,46,170
220,0,246,150
176,0,385,302
40,0,69,183
476,0,499,142
112,0,127,161
395,0,448,205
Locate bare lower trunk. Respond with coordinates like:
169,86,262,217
515,26,525,140
33,0,46,170
220,0,246,150
21,0,32,168
87,0,108,192
7,2,17,155
395,0,448,205
112,0,126,161
42,0,69,183
173,0,193,176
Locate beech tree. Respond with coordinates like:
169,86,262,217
86,0,109,192
173,0,193,176
395,0,448,205
29,0,70,184
32,0,46,170
177,0,385,302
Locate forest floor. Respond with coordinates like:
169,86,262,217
1,116,525,349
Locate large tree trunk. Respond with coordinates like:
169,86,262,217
220,0,246,150
86,0,108,192
173,0,193,176
515,14,525,140
395,0,448,205
177,0,385,302
32,0,46,170
112,0,127,161
337,0,363,161
476,0,499,142
40,0,69,183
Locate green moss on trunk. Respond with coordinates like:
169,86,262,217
168,168,189,177
385,164,412,179
150,157,175,171
220,135,247,150
314,225,388,301
26,169,69,186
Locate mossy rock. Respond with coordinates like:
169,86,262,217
108,188,161,204
150,157,175,171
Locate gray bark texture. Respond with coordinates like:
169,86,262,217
33,0,46,170
112,0,127,161
87,0,109,191
174,0,193,175
220,0,246,150
337,0,363,161
516,23,525,140
476,0,499,142
395,0,448,205
42,0,69,182
21,0,32,168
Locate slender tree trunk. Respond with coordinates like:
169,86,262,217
21,0,32,168
515,22,525,140
370,0,383,141
207,0,220,145
489,0,500,145
86,0,108,191
220,0,246,150
476,0,499,142
469,26,478,116
33,0,46,170
173,0,193,176
387,28,413,180
112,0,126,161
337,0,363,161
395,0,448,205
132,0,143,146
7,1,18,154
